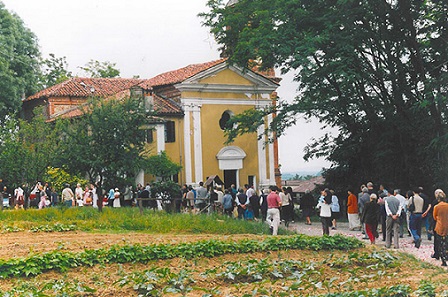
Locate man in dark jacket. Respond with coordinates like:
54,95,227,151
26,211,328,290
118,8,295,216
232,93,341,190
300,190,315,225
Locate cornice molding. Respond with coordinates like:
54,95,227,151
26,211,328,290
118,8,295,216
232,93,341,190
181,98,271,107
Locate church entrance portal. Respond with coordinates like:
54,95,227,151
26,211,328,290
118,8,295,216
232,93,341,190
224,170,237,190
216,146,246,190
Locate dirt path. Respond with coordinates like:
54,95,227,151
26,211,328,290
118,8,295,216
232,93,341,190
287,220,445,267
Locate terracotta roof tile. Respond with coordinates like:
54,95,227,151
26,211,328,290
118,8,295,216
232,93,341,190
282,176,325,193
47,93,183,122
153,94,183,115
29,59,279,121
26,77,144,101
139,59,227,89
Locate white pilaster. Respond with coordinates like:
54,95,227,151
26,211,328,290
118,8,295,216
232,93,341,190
135,169,144,186
268,114,275,185
192,104,203,182
156,124,165,153
257,123,267,186
183,106,193,184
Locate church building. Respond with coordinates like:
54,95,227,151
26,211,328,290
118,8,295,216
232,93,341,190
23,59,281,190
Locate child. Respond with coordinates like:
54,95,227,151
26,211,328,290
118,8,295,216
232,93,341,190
245,203,254,220
38,194,47,209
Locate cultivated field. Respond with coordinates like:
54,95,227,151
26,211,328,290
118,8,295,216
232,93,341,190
0,208,446,296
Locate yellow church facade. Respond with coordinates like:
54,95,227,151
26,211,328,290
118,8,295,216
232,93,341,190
23,59,281,190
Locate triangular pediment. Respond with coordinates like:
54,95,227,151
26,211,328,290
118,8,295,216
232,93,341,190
175,62,278,94
199,68,254,86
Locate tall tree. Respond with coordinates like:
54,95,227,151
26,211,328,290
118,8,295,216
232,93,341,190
57,95,150,191
40,53,72,88
80,59,120,78
0,112,61,187
202,0,448,190
145,151,182,181
0,3,41,119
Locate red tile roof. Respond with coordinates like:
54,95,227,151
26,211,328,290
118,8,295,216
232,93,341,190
139,59,228,89
27,59,279,121
26,77,144,101
153,94,182,115
282,176,325,193
47,93,183,122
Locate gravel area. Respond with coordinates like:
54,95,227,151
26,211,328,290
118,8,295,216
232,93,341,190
286,219,445,267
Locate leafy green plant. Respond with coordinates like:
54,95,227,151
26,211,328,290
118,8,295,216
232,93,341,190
416,280,436,297
44,167,89,193
0,279,95,297
1,225,24,233
0,234,363,278
30,223,77,233
117,267,194,297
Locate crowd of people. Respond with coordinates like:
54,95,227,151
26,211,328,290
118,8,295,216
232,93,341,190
3,178,448,266
180,183,295,233
0,181,141,210
315,182,448,267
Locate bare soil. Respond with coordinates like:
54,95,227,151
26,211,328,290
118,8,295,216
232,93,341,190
0,231,265,259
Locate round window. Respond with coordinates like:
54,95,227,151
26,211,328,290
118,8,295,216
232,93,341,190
219,110,233,130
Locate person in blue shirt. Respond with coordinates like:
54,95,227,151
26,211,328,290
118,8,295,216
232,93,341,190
331,190,340,230
222,189,234,217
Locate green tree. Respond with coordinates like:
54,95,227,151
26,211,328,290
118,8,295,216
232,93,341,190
57,95,150,191
40,53,72,88
80,59,120,78
149,180,182,212
202,0,448,190
145,151,182,181
44,167,89,194
0,113,61,187
0,3,41,119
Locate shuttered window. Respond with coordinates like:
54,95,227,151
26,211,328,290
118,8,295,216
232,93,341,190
165,121,175,143
146,129,153,143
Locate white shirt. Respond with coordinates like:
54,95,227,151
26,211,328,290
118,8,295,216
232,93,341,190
395,193,407,210
246,187,255,199
385,196,403,216
75,187,83,200
14,187,24,198
215,190,224,204
317,200,331,217
280,192,289,206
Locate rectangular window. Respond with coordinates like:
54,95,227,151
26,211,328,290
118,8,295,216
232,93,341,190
165,121,175,143
146,129,153,143
248,175,256,188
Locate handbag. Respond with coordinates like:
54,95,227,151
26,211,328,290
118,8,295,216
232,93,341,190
232,207,238,218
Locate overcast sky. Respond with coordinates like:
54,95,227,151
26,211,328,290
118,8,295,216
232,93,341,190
2,0,333,173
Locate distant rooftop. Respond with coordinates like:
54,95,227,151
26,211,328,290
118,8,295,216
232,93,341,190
281,176,325,193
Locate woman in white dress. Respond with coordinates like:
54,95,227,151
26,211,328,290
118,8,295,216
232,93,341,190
113,188,121,208
90,183,98,208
